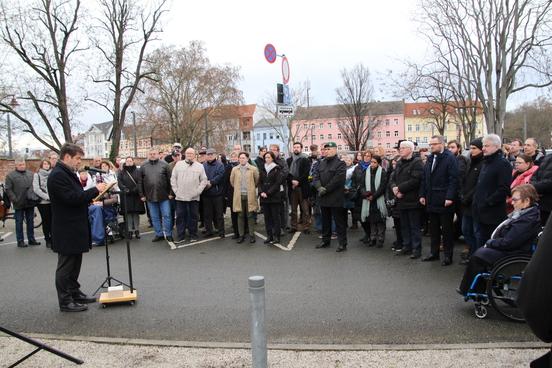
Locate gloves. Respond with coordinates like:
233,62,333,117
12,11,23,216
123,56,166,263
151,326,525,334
317,187,327,196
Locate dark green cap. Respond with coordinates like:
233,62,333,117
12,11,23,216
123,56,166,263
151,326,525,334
324,142,337,148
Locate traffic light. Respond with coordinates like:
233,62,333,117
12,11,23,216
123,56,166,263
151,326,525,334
277,83,284,104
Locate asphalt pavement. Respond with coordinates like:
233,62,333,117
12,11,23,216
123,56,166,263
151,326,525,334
0,217,537,345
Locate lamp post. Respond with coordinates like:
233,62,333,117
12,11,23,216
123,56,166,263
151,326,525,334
6,96,19,159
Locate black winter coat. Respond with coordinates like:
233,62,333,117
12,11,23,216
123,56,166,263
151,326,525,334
473,151,512,225
531,154,552,212
138,159,171,202
259,165,284,204
223,162,238,208
48,162,99,255
420,149,459,213
460,153,484,215
389,156,424,210
286,155,311,197
117,165,146,214
518,215,552,364
5,169,34,209
456,154,468,194
313,155,346,208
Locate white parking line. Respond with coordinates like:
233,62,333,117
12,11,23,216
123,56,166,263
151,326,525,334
0,232,13,242
172,234,234,250
254,231,300,251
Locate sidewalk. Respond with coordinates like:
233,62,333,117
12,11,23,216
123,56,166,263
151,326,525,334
1,336,548,367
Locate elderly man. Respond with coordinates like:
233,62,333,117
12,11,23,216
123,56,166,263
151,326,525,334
390,141,424,258
92,156,102,170
420,135,459,266
5,159,40,247
202,148,226,238
49,152,59,168
171,148,208,243
473,134,513,247
138,148,173,242
524,138,545,166
164,142,182,164
313,142,347,252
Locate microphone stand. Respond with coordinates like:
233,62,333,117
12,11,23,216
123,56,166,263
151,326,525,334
93,188,137,306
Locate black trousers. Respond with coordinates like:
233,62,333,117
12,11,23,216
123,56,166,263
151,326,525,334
203,196,225,235
459,254,491,294
37,203,52,242
55,253,83,306
321,206,347,246
429,212,454,258
263,203,281,238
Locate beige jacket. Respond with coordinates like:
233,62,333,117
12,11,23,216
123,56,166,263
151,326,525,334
230,164,259,212
170,160,208,201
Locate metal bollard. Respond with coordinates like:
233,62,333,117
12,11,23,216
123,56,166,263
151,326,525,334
249,275,267,368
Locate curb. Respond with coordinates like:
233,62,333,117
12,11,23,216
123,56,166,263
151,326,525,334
13,334,550,352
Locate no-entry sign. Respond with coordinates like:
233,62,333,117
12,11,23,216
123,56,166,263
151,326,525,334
282,56,290,84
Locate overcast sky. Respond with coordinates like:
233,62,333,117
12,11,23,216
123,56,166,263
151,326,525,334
13,0,543,150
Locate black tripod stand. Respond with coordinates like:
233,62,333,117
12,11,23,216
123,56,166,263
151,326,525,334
0,325,83,367
92,189,135,299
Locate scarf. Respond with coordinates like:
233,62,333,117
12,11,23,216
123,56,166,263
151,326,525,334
361,166,388,221
290,152,306,178
359,160,370,171
264,162,277,174
239,164,249,194
491,206,535,240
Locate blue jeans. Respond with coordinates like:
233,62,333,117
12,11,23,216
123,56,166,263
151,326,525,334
88,205,105,244
14,207,35,242
147,200,172,237
399,208,422,253
462,214,481,256
314,214,335,233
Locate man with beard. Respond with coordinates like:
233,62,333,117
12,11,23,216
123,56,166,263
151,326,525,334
286,142,311,233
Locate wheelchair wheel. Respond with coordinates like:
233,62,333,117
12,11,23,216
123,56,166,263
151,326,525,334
474,304,488,319
33,208,42,229
487,256,530,322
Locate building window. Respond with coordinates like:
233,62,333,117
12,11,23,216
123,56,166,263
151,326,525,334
377,131,382,138
386,143,391,148
269,133,274,139
337,133,342,139
320,134,324,140
408,137,412,141
386,131,390,137
304,124,308,129
319,123,324,129
304,147,309,152
415,124,420,132
263,133,267,140
338,145,342,150
394,130,399,137
344,145,349,150
256,133,260,140
385,119,390,126
276,134,280,139
312,135,316,141
407,125,412,132
328,134,332,139
328,122,332,129
243,131,250,140
394,118,398,125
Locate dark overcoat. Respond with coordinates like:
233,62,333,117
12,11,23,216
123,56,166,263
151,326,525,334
47,162,99,255
286,155,311,198
313,155,346,208
472,150,512,225
389,156,424,210
117,165,146,214
420,149,459,213
530,154,552,212
259,165,284,204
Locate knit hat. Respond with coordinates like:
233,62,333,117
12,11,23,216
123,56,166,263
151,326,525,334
470,138,483,150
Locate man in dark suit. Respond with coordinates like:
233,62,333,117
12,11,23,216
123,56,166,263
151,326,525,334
313,142,347,252
48,143,106,312
420,135,459,266
286,142,312,233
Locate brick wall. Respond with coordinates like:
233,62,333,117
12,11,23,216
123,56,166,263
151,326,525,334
0,158,93,183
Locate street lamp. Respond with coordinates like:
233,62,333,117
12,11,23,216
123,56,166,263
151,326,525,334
6,96,19,159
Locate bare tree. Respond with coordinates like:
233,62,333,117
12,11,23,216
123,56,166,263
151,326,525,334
258,81,313,151
87,0,167,161
420,0,552,136
142,42,242,149
504,97,552,146
0,0,84,152
335,64,379,151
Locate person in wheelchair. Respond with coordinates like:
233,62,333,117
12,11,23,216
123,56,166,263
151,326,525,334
457,184,541,295
89,163,120,246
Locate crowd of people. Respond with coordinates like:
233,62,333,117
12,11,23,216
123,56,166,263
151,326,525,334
1,136,551,272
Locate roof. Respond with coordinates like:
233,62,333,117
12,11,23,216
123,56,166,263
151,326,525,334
254,118,287,129
295,101,405,120
87,121,113,136
404,101,483,118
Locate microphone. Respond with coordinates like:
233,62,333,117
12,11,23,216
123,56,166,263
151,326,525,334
84,166,108,174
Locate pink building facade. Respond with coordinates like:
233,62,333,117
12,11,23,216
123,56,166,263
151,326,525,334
291,101,405,153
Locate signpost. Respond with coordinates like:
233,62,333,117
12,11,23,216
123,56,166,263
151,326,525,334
264,44,277,64
281,56,290,85
277,105,294,117
264,43,292,116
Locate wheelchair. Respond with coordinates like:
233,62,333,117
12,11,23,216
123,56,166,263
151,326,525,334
463,232,541,322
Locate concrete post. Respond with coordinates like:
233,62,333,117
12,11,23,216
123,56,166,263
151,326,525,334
248,275,267,368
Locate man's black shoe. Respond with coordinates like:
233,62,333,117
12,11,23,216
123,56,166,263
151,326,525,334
17,241,27,248
264,237,273,244
442,257,452,266
73,291,96,304
422,254,440,262
134,230,141,239
28,240,41,246
249,236,256,244
410,253,421,259
336,245,347,252
152,236,164,242
237,237,246,244
165,236,174,242
60,302,88,312
315,242,330,249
